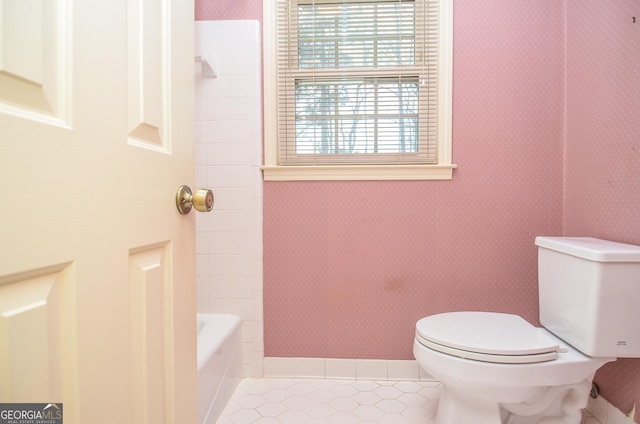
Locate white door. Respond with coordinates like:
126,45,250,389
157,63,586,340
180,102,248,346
0,0,198,423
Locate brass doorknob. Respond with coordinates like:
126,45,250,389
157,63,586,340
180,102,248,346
175,185,214,214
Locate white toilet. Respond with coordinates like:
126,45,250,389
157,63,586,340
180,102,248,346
414,237,640,424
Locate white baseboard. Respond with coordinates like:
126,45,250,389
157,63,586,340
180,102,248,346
587,394,637,424
263,357,436,381
263,357,637,424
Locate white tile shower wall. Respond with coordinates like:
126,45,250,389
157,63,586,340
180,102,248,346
194,20,264,378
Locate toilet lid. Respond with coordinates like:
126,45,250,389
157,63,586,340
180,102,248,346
415,312,560,364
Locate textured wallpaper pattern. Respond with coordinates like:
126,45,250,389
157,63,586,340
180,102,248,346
263,0,565,360
564,0,640,419
195,0,262,22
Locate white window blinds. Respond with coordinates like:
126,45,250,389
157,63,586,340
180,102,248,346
276,0,439,166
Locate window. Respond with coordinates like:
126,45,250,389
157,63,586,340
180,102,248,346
263,0,454,180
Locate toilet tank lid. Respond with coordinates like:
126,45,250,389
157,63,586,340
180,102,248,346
535,236,640,262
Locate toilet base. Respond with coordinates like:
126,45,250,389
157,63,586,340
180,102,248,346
435,378,592,424
501,377,592,424
436,384,502,424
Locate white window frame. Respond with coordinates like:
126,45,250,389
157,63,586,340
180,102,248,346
262,0,455,181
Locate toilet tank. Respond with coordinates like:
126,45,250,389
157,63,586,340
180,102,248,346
536,236,640,358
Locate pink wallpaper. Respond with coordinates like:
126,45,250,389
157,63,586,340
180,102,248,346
564,0,640,419
264,0,564,359
195,0,262,22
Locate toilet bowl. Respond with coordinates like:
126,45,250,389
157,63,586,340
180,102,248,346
413,237,640,424
413,312,614,424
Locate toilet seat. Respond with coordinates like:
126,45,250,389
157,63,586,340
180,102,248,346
415,312,560,364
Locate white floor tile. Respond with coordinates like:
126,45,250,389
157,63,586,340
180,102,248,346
219,378,438,423
218,378,604,424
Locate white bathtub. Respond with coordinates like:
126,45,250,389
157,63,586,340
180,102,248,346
197,314,242,424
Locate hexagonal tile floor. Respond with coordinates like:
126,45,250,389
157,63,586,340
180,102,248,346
217,378,603,424
217,379,439,424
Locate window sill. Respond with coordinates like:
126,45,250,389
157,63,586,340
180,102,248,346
261,164,457,181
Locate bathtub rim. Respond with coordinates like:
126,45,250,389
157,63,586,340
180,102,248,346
196,313,242,371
